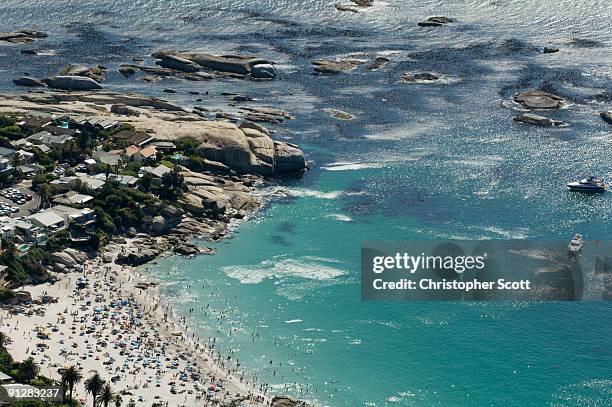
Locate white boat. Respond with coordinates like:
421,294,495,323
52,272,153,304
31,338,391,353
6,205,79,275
568,234,583,255
566,176,607,193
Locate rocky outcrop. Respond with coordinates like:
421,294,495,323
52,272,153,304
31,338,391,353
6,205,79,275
543,47,559,54
116,249,160,266
157,55,201,73
513,113,567,127
325,108,355,120
368,57,390,70
600,111,612,125
152,51,277,79
335,0,373,12
110,103,141,116
0,92,306,176
513,91,564,109
13,77,46,87
401,72,439,82
59,65,106,82
0,30,47,43
195,121,306,177
418,16,454,27
271,396,313,407
52,248,89,271
312,59,364,74
42,76,103,91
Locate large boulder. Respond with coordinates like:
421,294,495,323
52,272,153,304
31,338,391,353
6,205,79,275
42,76,103,91
0,30,47,43
51,252,78,268
59,65,106,82
251,63,277,79
157,55,201,73
13,77,46,87
600,111,612,125
312,59,364,74
513,113,566,127
274,141,308,175
196,122,307,177
271,397,312,407
110,103,140,116
152,51,277,78
513,91,564,109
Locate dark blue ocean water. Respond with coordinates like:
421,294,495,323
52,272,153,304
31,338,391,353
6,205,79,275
1,1,611,405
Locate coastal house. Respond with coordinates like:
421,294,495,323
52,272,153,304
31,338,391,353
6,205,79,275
139,165,172,185
92,149,122,166
0,370,13,383
27,210,67,234
0,147,17,161
18,164,44,178
15,149,35,164
151,141,176,151
13,219,46,245
112,129,154,147
50,175,78,188
50,205,96,228
16,113,53,132
52,191,94,207
76,174,105,191
92,173,138,188
72,116,119,132
125,145,158,163
0,217,17,240
27,131,73,147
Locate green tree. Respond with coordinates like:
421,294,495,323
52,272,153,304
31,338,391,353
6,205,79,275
97,383,115,407
17,357,39,383
61,365,83,402
159,168,185,201
0,332,10,352
84,372,105,407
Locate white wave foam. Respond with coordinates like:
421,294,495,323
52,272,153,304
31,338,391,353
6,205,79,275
321,161,386,171
266,186,343,200
285,319,303,324
325,213,354,222
223,256,346,284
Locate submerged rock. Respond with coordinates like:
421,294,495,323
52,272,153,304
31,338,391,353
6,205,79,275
325,108,355,120
418,16,454,27
367,56,390,70
0,30,47,43
271,396,313,407
43,75,103,91
543,47,560,54
513,113,567,127
513,90,564,109
600,111,612,125
312,59,364,74
401,72,439,82
13,77,46,87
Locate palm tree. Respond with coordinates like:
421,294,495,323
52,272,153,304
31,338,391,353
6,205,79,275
17,357,39,383
0,332,10,352
84,372,105,407
11,152,23,178
61,365,82,402
38,183,51,209
59,374,68,403
97,383,115,407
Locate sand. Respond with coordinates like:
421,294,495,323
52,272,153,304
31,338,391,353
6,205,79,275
0,241,269,406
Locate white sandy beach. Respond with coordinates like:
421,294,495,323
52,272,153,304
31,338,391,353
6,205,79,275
0,241,269,406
